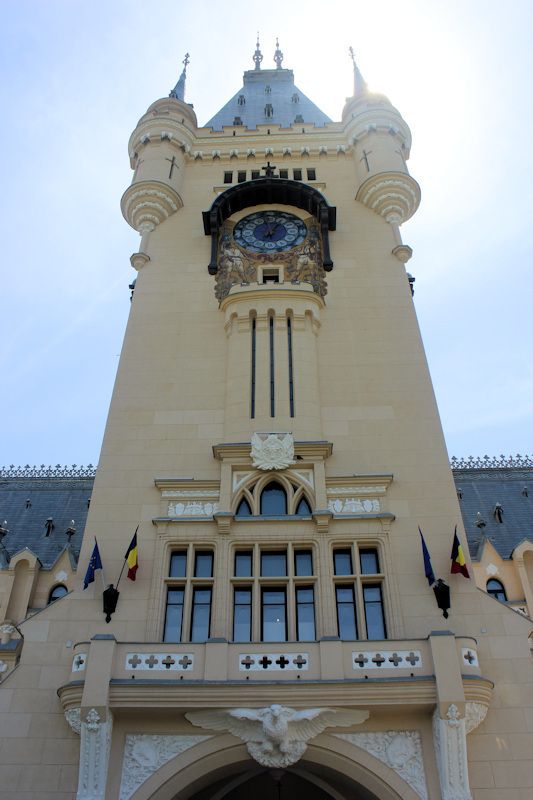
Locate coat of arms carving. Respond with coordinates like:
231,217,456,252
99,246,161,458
251,432,295,471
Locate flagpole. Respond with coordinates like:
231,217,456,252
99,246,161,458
115,558,127,591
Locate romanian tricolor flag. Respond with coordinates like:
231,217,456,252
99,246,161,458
450,527,470,578
125,527,139,581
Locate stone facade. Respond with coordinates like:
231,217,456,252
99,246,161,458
0,45,532,800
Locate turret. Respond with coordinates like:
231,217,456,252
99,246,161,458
120,54,197,268
343,49,420,227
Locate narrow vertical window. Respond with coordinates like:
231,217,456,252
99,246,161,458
250,316,256,418
269,315,275,417
190,588,212,642
233,588,252,641
336,585,357,639
287,316,295,417
164,588,185,642
363,585,386,639
262,588,287,641
296,587,315,641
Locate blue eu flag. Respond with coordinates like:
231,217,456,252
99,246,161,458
83,541,103,589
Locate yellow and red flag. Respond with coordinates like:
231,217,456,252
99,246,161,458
125,527,139,581
450,527,470,578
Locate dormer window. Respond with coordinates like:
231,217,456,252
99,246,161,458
292,93,299,103
238,94,246,106
233,116,243,126
265,85,271,94
294,114,304,123
264,104,273,118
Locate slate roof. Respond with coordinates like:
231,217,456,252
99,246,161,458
0,476,93,568
453,467,533,559
205,67,331,131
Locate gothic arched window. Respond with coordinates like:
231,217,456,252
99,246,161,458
296,496,312,515
486,579,507,601
48,584,68,604
236,498,252,517
260,482,287,515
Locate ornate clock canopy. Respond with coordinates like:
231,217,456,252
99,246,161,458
202,177,337,275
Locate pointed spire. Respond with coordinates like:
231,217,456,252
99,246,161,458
274,37,284,69
253,33,263,70
169,52,190,101
349,46,367,96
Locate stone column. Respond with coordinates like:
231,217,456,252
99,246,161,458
77,708,113,800
432,704,472,800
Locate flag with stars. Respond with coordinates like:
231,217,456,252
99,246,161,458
83,541,103,589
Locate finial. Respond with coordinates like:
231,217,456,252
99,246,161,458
349,46,367,96
274,37,284,69
253,33,263,70
169,52,190,101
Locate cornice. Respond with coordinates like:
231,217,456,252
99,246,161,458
212,440,333,462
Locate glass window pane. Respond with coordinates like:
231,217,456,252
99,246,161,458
260,482,287,515
262,589,286,642
194,552,213,577
296,587,315,641
295,550,313,576
169,551,187,577
360,549,379,574
233,588,251,641
236,498,252,516
336,585,357,639
363,585,386,640
334,549,353,575
191,588,211,642
235,551,253,577
164,588,184,642
261,551,287,576
296,497,312,515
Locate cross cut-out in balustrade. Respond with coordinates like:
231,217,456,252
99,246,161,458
74,655,85,669
388,652,403,666
276,655,290,669
145,655,159,668
178,655,193,669
240,655,255,670
259,655,272,669
293,654,307,669
128,654,142,668
353,653,369,668
161,656,176,669
463,650,476,664
371,653,386,666
405,651,420,666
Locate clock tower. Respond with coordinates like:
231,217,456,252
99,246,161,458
2,40,531,800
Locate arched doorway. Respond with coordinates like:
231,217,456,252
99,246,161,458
131,737,421,800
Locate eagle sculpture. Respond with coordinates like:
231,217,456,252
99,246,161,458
185,704,368,767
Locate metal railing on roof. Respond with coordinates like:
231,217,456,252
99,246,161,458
0,465,97,478
450,454,533,470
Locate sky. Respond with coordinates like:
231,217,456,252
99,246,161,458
1,0,532,467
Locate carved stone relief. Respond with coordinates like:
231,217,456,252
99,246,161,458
186,705,368,768
328,498,380,514
65,707,81,735
167,501,219,517
432,705,472,800
214,218,327,300
251,433,295,471
334,731,428,800
77,708,113,800
119,734,211,800
465,702,488,734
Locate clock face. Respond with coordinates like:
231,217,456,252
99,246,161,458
233,211,307,253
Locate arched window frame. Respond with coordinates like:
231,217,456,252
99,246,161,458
232,471,314,516
486,578,507,602
48,584,68,604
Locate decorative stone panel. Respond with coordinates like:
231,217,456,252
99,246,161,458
334,730,427,800
125,652,195,671
352,650,423,670
119,734,211,800
239,652,309,671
